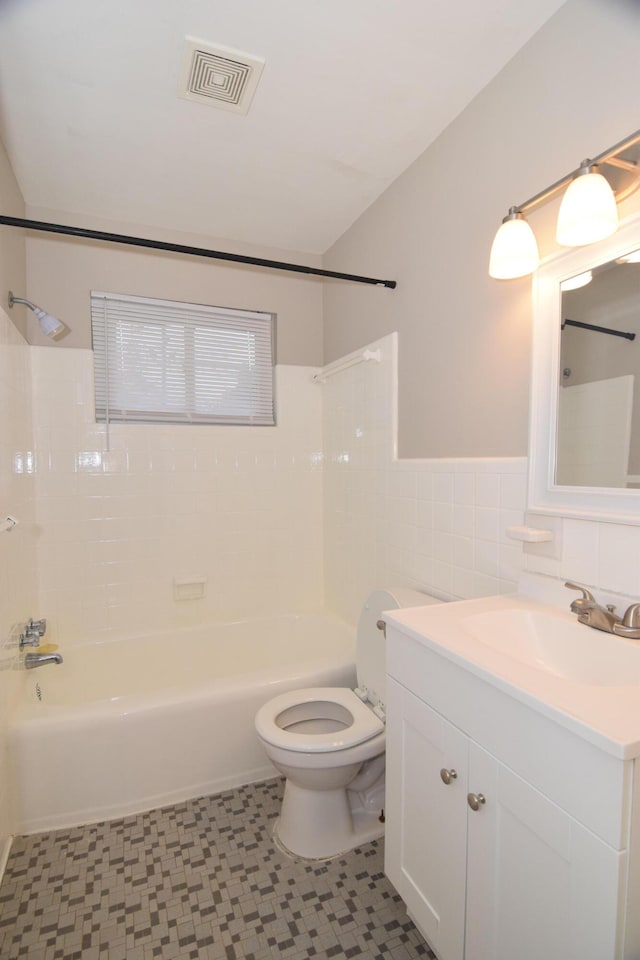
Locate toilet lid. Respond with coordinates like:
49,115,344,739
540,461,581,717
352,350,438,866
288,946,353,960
255,687,384,753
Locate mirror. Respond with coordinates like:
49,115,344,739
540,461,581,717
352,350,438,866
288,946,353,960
558,256,640,488
529,211,640,523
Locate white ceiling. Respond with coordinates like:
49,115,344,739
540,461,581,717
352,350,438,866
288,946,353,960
0,0,566,254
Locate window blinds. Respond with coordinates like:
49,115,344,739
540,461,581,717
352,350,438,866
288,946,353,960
91,292,275,426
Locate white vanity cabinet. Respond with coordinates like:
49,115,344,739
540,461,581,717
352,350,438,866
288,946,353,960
385,621,638,960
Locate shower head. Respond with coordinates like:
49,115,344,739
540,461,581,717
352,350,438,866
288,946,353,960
8,291,65,338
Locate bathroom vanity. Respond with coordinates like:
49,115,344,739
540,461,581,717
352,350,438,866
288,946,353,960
384,595,640,960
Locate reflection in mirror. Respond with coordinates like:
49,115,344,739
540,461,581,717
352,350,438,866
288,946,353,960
557,254,640,488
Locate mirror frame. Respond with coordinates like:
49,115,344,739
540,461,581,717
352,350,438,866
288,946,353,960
529,210,640,524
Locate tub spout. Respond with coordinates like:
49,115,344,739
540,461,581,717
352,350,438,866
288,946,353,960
24,651,63,669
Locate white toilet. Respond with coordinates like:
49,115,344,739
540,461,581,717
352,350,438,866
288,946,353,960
255,587,441,859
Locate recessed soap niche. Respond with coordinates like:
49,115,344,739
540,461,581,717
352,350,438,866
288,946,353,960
173,577,207,601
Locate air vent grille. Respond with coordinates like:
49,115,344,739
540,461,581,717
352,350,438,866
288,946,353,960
181,38,264,115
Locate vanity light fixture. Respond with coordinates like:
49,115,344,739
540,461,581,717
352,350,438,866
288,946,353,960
559,270,592,292
489,127,640,280
488,207,539,280
555,161,618,247
7,291,65,338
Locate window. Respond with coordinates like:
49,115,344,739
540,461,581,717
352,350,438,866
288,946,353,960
91,292,275,425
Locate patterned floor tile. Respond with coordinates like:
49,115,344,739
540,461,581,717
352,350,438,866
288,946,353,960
0,779,435,959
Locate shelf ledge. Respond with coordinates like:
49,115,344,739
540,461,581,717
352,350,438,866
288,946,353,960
506,525,554,543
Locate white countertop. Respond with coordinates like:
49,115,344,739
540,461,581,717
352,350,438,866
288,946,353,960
386,593,640,760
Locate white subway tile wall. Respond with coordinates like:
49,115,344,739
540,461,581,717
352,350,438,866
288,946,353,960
530,515,640,600
31,349,324,644
0,310,37,858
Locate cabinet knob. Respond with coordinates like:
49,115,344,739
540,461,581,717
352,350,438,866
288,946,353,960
467,792,486,811
440,768,458,785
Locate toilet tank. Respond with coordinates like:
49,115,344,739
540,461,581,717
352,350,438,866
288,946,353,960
356,587,441,708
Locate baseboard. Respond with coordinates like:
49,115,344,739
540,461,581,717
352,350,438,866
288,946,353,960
0,833,13,885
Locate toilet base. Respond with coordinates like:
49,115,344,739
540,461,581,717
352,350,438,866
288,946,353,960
273,810,384,861
275,780,385,860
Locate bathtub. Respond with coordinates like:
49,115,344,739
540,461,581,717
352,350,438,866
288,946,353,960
9,613,356,834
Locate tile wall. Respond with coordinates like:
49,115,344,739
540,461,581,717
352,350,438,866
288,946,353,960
525,517,640,601
31,349,324,644
322,334,528,624
0,309,37,866
33,332,640,649
322,332,640,625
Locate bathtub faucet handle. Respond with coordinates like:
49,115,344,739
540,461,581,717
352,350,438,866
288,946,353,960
19,631,40,650
27,618,47,637
19,617,48,649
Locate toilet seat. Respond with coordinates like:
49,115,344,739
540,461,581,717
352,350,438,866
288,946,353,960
255,687,384,753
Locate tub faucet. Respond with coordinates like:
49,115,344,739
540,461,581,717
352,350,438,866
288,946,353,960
19,630,40,650
19,617,48,650
24,651,63,669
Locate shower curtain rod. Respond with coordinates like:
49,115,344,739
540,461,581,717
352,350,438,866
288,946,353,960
0,215,397,289
561,318,636,341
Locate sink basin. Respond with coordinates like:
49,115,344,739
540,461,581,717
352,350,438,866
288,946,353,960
387,592,640,755
462,608,640,686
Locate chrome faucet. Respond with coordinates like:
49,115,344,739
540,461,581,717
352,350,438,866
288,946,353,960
19,631,40,650
565,581,640,639
24,651,63,669
18,617,48,650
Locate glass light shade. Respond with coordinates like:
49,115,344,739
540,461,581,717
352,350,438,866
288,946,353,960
556,171,618,247
560,270,592,292
488,215,539,279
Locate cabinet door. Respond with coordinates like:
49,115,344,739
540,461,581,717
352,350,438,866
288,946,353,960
385,678,469,960
465,743,625,960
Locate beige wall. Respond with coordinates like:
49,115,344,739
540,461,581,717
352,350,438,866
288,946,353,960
24,207,324,365
0,138,26,339
323,0,640,458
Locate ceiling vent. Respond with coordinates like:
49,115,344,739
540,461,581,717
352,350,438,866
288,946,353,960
180,38,265,115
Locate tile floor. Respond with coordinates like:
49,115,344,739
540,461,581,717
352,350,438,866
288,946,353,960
0,779,434,959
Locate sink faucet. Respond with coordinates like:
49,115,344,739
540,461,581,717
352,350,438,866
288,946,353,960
565,581,597,615
565,581,640,639
24,651,63,669
612,603,640,640
564,581,620,632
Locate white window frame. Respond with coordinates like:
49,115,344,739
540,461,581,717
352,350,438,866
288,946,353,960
91,291,276,426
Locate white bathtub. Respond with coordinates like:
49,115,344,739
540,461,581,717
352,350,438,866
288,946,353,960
9,613,356,834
